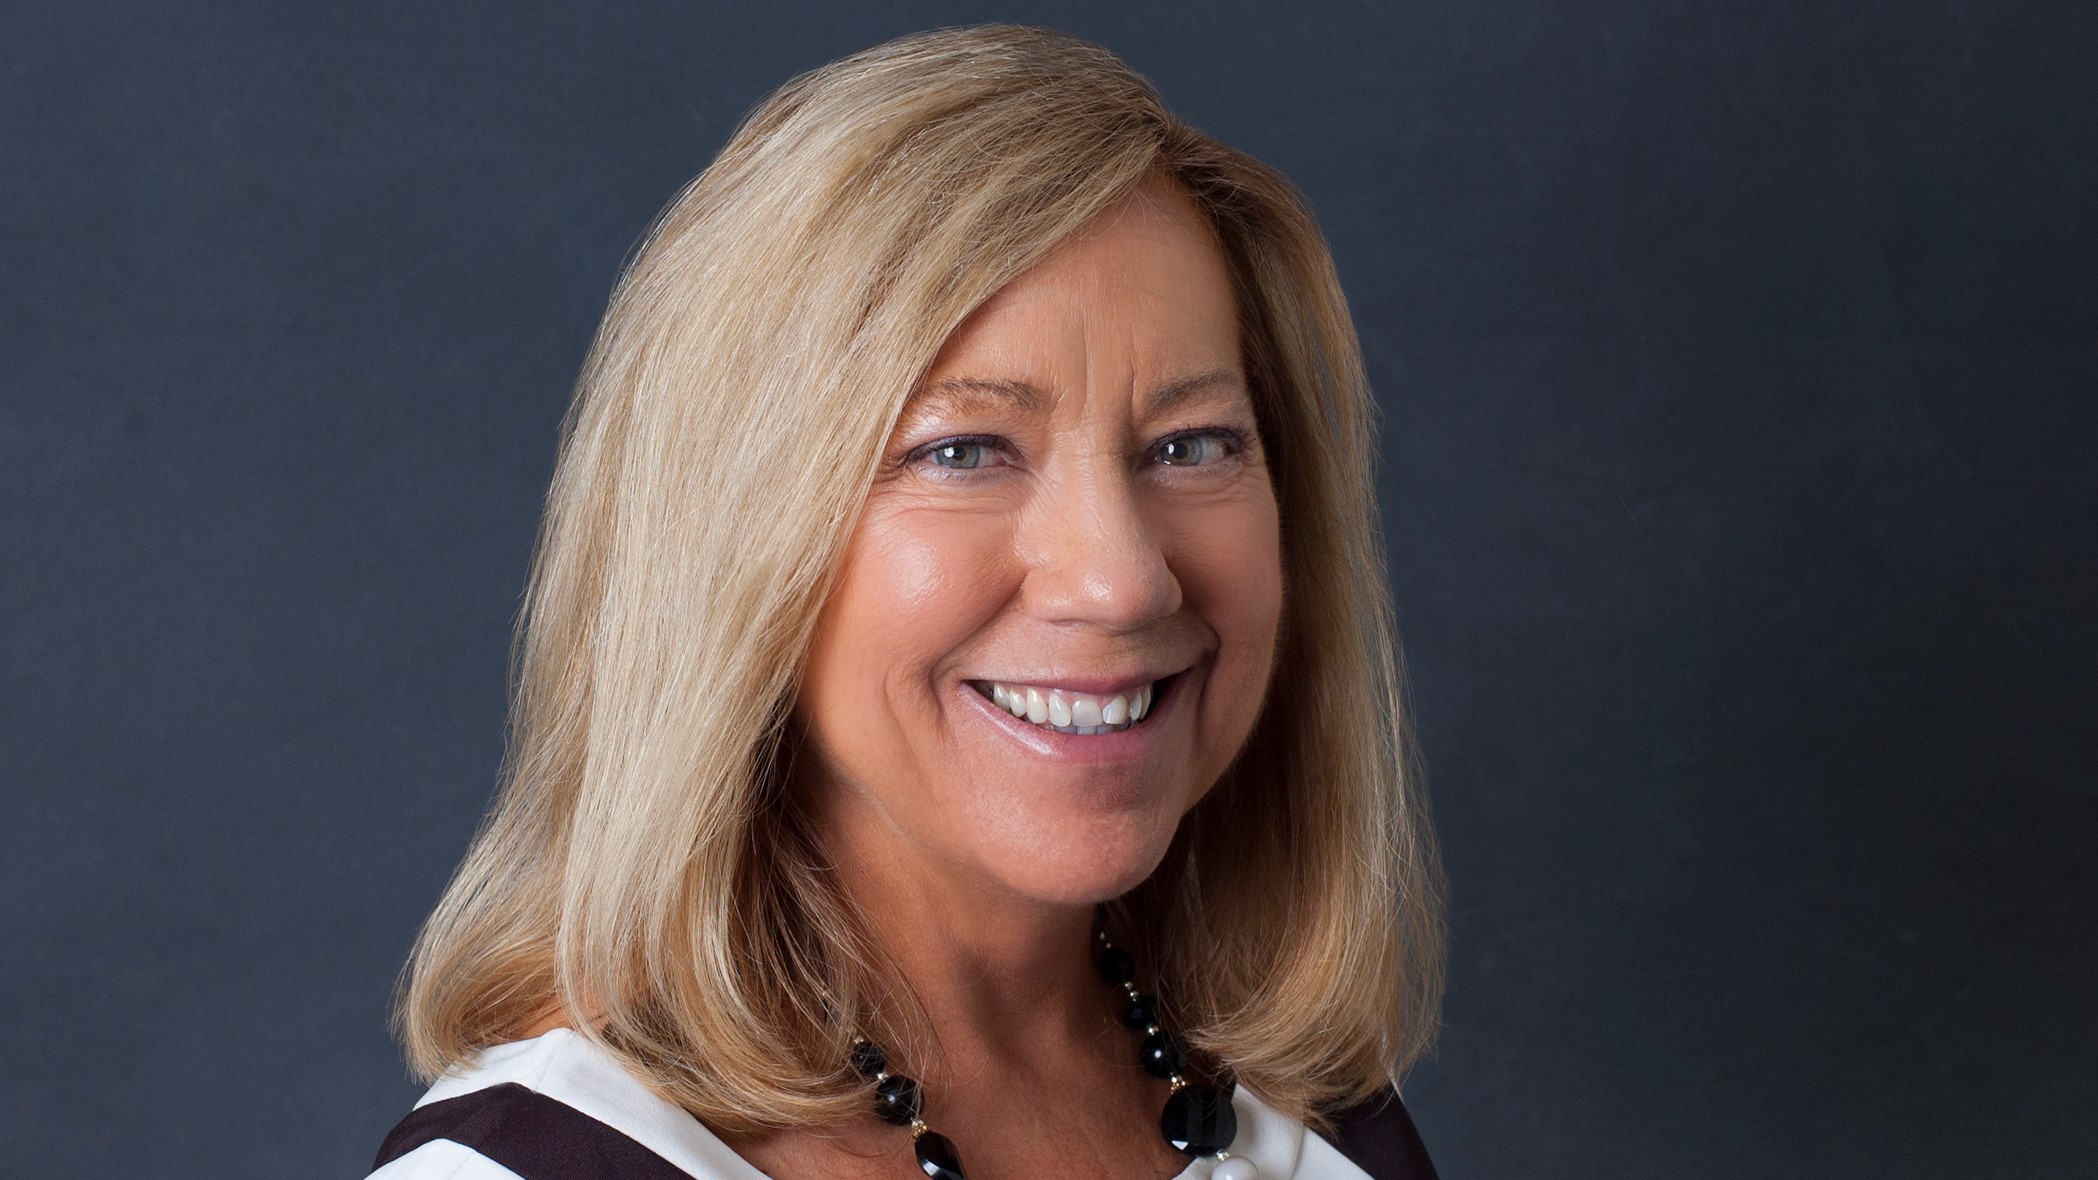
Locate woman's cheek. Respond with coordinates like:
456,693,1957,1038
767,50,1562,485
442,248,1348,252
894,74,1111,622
1174,481,1284,736
863,506,1012,628
1174,481,1282,623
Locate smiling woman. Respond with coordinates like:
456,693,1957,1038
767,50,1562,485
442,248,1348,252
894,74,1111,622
370,23,1443,1180
798,179,1284,921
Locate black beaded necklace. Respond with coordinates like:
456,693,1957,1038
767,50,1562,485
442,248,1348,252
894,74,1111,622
848,920,1250,1179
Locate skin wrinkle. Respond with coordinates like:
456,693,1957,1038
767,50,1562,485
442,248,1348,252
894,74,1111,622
753,177,1286,1179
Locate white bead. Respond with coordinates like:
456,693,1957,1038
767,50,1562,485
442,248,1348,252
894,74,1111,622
1213,1158,1259,1180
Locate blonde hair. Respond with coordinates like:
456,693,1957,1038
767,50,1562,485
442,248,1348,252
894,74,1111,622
397,23,1443,1132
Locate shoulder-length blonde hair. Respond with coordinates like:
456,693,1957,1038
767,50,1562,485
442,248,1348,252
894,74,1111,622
399,23,1442,1132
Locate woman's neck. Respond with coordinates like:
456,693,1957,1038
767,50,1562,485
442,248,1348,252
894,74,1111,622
824,809,1112,1080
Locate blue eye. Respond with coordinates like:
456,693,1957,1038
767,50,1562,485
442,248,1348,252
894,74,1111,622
1155,432,1235,466
909,436,1007,472
928,441,993,469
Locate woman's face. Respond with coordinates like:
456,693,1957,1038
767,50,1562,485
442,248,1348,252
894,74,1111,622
796,178,1284,909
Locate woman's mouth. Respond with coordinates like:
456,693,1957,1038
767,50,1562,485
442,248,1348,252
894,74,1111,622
966,675,1174,736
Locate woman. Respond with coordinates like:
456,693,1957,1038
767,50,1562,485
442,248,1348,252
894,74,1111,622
371,24,1443,1180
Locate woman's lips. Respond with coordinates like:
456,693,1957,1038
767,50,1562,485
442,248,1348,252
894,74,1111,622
968,678,1157,734
958,672,1186,756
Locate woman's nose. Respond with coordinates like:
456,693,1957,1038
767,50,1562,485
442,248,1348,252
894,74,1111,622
1017,463,1182,631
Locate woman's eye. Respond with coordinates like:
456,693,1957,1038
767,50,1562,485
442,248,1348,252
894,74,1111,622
906,436,1008,473
929,441,992,469
1154,431,1237,467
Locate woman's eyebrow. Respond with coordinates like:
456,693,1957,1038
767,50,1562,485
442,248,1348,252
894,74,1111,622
1142,368,1248,417
909,376,1049,415
904,368,1247,419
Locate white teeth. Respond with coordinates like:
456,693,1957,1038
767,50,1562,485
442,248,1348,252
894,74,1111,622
975,678,1163,736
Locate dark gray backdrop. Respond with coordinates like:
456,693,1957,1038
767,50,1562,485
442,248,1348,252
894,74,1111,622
4,2,2093,1177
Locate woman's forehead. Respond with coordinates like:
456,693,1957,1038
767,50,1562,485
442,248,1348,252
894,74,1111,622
909,199,1241,409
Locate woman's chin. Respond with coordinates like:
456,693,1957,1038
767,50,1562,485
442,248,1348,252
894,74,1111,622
967,822,1178,909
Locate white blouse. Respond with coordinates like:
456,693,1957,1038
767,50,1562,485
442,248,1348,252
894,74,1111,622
368,1028,1377,1180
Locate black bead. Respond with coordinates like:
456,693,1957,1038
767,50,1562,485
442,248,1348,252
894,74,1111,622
850,1039,887,1078
874,1074,922,1125
1120,993,1160,1030
1097,946,1136,984
1138,1031,1187,1078
1160,1083,1238,1157
913,1130,967,1179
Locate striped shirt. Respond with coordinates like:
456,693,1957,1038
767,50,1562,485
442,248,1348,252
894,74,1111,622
369,1028,1436,1180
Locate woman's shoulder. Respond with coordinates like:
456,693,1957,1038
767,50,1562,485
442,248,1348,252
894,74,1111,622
1314,1087,1439,1180
364,1029,767,1180
1229,1083,1438,1180
371,1135,529,1180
